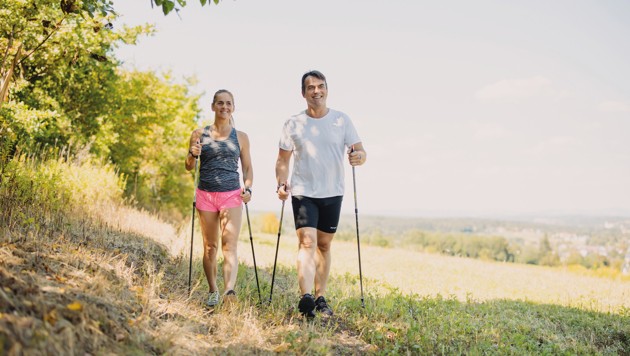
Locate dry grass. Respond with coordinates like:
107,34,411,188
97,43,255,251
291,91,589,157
0,201,373,354
2,169,628,355
3,143,628,354
3,202,629,354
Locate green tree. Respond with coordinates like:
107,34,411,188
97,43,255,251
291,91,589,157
565,250,585,266
1,0,116,108
151,0,223,15
107,70,200,216
1,0,150,151
538,235,560,266
1,1,201,217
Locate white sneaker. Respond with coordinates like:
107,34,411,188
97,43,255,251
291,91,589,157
206,291,220,307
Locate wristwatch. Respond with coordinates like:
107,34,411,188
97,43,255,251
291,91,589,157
245,187,252,194
188,150,198,158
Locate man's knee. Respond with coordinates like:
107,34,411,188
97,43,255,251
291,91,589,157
316,232,334,252
298,231,317,250
299,239,317,250
317,241,331,253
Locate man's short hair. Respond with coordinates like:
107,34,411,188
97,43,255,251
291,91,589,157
301,70,327,95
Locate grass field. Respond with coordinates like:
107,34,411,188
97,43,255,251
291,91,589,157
2,203,629,354
161,213,630,315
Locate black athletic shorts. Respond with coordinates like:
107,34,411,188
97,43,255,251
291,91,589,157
291,195,343,233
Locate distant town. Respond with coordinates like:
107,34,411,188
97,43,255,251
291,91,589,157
335,214,630,275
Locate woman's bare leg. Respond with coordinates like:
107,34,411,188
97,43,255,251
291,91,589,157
198,210,220,292
220,206,243,292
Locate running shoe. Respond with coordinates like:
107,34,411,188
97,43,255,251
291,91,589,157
298,293,316,318
206,291,220,307
315,296,334,316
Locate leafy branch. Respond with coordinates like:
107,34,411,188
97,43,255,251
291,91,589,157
18,16,68,65
151,0,223,15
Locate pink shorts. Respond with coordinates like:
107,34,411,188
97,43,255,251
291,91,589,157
196,188,243,212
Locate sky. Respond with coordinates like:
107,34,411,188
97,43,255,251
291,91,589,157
113,0,630,218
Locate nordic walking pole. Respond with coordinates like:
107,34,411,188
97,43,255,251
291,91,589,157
188,147,199,295
232,117,261,303
269,197,285,304
351,146,365,308
245,201,262,304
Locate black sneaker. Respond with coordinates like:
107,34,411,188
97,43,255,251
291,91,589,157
315,296,334,316
298,293,316,318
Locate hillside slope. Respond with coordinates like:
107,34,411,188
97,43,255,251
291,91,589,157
1,206,629,354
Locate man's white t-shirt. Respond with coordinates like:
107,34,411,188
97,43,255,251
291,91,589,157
279,108,361,198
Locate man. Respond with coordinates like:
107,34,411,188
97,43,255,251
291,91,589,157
275,70,367,318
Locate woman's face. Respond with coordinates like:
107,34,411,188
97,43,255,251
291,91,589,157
212,92,234,120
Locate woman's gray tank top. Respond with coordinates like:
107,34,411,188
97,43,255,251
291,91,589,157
198,126,241,192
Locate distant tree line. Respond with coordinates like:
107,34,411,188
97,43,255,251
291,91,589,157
400,230,515,262
333,227,628,274
335,228,516,262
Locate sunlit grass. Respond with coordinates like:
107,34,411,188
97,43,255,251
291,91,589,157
233,228,630,315
2,151,629,354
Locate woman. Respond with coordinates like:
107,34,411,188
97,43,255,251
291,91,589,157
185,89,253,307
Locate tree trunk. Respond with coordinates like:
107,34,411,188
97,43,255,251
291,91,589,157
0,44,22,109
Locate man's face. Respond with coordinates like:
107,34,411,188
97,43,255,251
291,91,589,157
303,76,327,108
